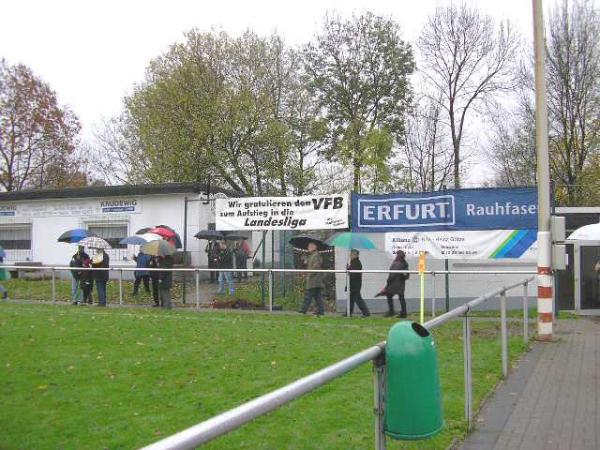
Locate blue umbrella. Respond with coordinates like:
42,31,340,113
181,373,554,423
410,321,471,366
119,235,149,246
57,228,97,244
0,246,5,258
325,232,377,250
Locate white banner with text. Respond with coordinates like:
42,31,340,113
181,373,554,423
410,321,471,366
215,194,349,231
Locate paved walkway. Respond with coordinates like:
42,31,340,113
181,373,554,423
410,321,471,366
461,318,600,450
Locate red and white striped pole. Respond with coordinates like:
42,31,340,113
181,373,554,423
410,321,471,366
533,0,553,341
537,233,553,340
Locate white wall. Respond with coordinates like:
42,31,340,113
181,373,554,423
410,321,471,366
0,192,216,268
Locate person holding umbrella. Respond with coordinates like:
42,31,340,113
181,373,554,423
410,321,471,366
158,254,174,309
384,250,409,318
141,240,177,308
299,241,325,316
205,240,220,283
69,245,89,305
347,249,370,317
132,250,151,296
216,241,235,296
91,248,110,307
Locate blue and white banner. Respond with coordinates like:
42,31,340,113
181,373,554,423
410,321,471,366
352,187,537,232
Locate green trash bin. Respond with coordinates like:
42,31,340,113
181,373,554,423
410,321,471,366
384,321,443,440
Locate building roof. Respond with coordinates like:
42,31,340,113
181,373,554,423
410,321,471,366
0,182,239,202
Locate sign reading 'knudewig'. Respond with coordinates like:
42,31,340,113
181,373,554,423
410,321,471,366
216,194,349,231
352,187,537,232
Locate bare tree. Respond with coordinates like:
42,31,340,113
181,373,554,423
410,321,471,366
90,116,147,185
545,0,600,205
488,97,537,187
418,3,518,188
0,59,81,191
399,94,454,192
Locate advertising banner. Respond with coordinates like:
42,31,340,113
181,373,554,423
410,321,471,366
215,194,349,231
385,229,537,260
352,187,537,232
0,198,142,218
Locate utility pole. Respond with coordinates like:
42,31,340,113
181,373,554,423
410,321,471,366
532,0,553,341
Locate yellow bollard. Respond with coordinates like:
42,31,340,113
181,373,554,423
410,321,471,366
418,252,427,324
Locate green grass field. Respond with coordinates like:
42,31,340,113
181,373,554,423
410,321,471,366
0,303,530,449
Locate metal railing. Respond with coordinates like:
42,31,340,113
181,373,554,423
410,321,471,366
138,276,534,450
0,264,536,315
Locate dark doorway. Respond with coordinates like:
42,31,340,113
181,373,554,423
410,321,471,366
556,244,575,311
580,245,600,309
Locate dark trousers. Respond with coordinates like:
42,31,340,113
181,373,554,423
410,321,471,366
236,256,248,279
350,289,370,316
160,286,172,309
301,287,324,315
96,280,107,306
387,293,406,316
82,282,93,304
150,276,160,305
133,275,150,295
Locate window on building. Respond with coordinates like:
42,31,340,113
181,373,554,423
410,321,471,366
87,224,128,249
0,224,32,261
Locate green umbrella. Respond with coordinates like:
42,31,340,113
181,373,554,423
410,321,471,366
141,240,176,257
325,232,377,250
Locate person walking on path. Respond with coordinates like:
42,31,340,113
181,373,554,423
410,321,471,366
347,249,370,317
299,242,325,316
384,250,409,318
132,251,151,296
91,248,110,306
69,246,89,305
205,240,220,283
216,242,235,295
158,255,174,309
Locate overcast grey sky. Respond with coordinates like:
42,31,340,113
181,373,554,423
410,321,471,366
0,0,549,185
0,0,538,134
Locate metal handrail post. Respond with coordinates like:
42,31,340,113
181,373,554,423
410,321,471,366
431,273,437,318
51,268,56,303
373,353,387,450
500,291,508,377
463,313,473,429
195,270,200,310
523,282,529,343
119,269,123,305
346,271,350,318
268,270,274,313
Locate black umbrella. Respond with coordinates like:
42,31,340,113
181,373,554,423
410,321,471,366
289,235,330,251
136,227,153,235
195,230,225,240
223,233,248,241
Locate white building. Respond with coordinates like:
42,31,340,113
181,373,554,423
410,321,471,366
0,183,235,270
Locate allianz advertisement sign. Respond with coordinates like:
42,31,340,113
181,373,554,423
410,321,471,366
352,187,537,232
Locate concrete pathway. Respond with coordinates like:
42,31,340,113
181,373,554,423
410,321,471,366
461,318,600,450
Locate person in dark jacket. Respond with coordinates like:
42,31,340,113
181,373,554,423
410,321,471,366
132,251,151,295
149,256,160,307
385,250,409,318
91,248,110,306
79,258,94,305
205,240,219,283
70,246,89,305
299,242,325,316
216,242,235,295
347,249,370,317
158,255,174,309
